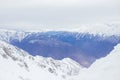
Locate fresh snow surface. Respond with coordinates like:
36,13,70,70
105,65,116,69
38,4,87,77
69,43,120,80
0,40,83,80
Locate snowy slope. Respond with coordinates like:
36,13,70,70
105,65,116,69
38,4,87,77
0,40,83,80
0,29,30,42
69,43,120,80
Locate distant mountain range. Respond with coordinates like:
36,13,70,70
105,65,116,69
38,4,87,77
0,27,120,67
0,24,120,80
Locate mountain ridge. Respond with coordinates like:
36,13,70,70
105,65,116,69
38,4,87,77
0,40,83,80
0,28,120,67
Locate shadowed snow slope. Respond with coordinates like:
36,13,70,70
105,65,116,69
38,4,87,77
0,40,83,80
70,44,120,80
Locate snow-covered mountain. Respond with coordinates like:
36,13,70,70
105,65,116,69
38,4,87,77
0,29,30,42
0,40,120,80
0,24,120,80
0,23,120,42
0,40,83,80
0,26,120,67
66,24,120,36
17,23,120,36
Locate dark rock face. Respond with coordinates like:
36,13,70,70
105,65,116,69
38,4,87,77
10,31,120,67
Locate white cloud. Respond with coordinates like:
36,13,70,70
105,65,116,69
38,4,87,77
0,0,120,29
0,0,119,8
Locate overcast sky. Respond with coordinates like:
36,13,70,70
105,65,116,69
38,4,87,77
0,0,120,29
